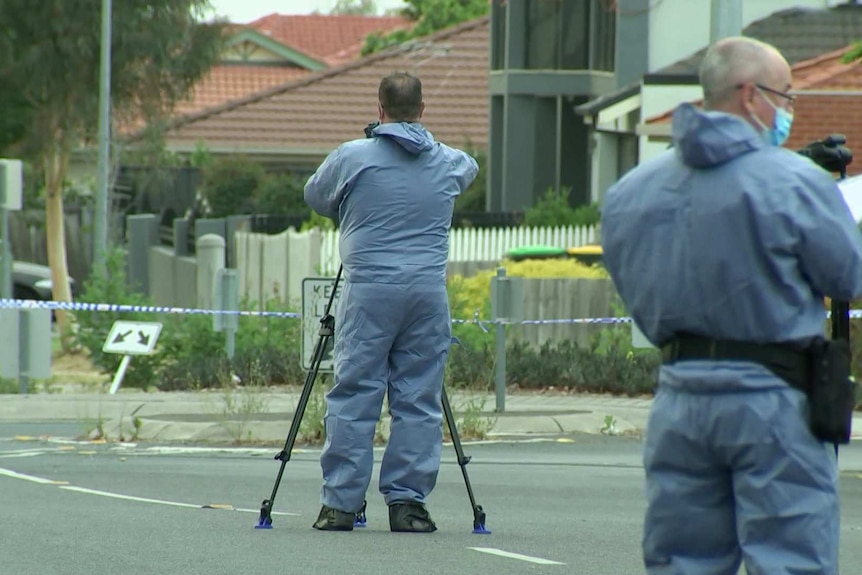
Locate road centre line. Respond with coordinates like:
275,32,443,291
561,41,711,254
468,547,566,565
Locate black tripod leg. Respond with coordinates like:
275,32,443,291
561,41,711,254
441,385,491,534
831,299,851,459
256,267,342,529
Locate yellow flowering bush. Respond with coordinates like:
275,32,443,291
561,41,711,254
448,258,608,321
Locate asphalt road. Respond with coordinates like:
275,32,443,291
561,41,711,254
2,429,862,575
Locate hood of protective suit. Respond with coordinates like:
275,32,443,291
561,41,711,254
671,102,765,169
372,122,435,155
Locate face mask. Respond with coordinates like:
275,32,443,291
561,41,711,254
753,88,794,147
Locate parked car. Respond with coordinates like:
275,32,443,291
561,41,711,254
11,261,76,300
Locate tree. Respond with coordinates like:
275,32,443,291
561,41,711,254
329,0,378,15
0,1,226,338
361,0,489,55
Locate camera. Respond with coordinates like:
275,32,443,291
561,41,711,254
797,134,853,177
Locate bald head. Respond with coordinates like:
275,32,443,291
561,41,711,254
699,37,790,110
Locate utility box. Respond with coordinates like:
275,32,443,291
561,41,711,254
0,308,52,381
0,159,23,211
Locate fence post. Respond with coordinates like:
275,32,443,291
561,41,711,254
126,214,159,294
173,217,190,257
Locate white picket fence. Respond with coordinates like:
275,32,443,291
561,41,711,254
319,225,598,276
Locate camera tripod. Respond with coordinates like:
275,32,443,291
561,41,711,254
255,265,490,534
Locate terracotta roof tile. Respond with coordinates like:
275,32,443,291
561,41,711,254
247,14,412,66
160,17,490,154
172,65,311,116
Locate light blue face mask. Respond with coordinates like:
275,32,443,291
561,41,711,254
755,88,794,147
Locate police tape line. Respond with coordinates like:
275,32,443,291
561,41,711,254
1,298,859,327
0,297,631,327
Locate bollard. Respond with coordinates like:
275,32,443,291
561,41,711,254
492,267,507,413
490,267,524,413
214,268,239,360
197,233,225,310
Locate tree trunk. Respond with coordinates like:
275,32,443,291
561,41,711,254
44,146,74,346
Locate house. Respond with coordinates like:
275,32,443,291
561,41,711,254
147,17,490,172
576,1,861,204
123,1,854,214
641,47,862,177
163,14,411,120
69,14,412,210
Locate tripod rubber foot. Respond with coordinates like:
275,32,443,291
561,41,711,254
354,500,367,527
255,502,274,529
472,506,491,534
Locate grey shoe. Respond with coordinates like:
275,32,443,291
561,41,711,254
312,505,355,531
388,501,437,533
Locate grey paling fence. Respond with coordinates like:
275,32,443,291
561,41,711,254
8,208,93,285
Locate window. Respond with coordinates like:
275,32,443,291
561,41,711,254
491,0,507,70
525,0,589,70
523,0,615,72
591,2,616,72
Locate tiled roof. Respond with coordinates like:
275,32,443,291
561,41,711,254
655,4,862,78
157,16,490,154
247,14,413,66
646,46,862,124
643,47,862,175
172,65,311,116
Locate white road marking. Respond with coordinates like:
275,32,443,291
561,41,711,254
0,466,298,516
60,486,203,509
58,486,298,515
468,547,566,565
0,451,46,458
0,467,68,484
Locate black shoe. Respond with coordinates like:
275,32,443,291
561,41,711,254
388,501,437,533
312,505,355,531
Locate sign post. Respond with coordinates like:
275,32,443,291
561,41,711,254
102,320,162,394
301,277,342,372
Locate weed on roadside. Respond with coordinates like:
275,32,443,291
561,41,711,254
444,394,497,441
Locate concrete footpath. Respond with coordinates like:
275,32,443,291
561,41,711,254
4,389,862,445
0,389,654,444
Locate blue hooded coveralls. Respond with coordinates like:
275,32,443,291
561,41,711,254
304,122,478,514
601,103,862,575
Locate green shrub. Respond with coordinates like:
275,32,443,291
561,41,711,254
73,250,307,391
201,157,266,218
73,251,654,395
71,249,164,389
255,172,308,217
525,188,601,228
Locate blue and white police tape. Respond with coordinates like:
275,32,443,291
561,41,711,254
0,297,631,327
1,298,859,326
0,298,301,319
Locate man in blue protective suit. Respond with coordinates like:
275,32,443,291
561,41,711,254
303,72,478,533
602,37,862,574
